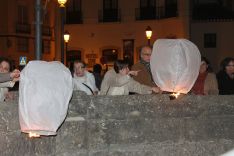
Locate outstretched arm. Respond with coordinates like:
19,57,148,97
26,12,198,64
0,73,12,83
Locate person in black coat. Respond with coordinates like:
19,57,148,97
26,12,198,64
216,57,234,95
92,64,103,90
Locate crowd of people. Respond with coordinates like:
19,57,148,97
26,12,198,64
0,45,233,101
73,45,234,96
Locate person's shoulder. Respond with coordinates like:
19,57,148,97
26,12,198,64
216,71,226,78
207,73,217,80
85,71,92,75
207,72,216,77
132,62,143,69
132,62,141,67
85,71,95,78
105,69,115,75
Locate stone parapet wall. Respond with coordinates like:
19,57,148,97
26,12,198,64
0,91,234,156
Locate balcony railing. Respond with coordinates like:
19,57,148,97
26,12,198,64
66,11,83,24
42,25,52,36
99,9,121,23
192,4,234,21
16,23,31,34
135,6,177,20
165,4,178,18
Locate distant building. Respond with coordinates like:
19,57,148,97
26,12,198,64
64,0,190,69
0,0,233,72
190,0,234,71
0,0,58,68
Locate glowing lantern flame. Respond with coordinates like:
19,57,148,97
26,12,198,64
169,92,181,100
172,92,180,98
29,132,40,138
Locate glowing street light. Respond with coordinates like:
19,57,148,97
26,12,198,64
64,31,70,65
64,31,70,43
58,0,67,7
145,26,152,45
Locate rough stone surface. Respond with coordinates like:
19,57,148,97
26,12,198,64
0,91,233,156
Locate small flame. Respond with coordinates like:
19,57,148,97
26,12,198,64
169,92,181,100
171,92,180,99
29,132,40,138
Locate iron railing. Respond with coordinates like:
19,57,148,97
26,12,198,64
192,4,234,21
16,23,31,34
135,5,178,20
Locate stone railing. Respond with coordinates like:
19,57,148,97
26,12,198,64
0,91,234,156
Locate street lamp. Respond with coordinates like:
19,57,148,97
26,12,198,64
64,31,70,43
58,0,67,7
64,30,70,65
57,0,67,64
145,26,152,46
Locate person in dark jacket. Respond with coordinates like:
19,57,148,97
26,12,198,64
216,57,234,95
131,45,158,88
92,64,103,90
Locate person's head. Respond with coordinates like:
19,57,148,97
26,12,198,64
220,57,234,75
0,58,11,73
200,56,213,73
73,60,86,77
93,64,102,74
114,60,129,75
140,45,152,63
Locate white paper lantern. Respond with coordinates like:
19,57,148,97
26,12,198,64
19,61,73,136
150,39,201,94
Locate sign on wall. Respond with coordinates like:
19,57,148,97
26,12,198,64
19,56,27,66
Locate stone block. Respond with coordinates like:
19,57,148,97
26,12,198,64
56,121,88,154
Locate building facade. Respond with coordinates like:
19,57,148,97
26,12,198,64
190,0,234,71
1,0,233,72
64,0,190,70
0,0,58,68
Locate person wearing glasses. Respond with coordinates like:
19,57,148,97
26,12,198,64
216,57,234,95
73,60,98,95
132,46,160,90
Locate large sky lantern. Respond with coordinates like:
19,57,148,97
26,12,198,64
19,61,73,137
150,39,201,97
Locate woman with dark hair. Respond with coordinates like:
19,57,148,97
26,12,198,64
216,57,234,95
191,56,218,95
100,60,160,95
0,58,20,101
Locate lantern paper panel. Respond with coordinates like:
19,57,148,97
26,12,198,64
150,39,201,94
19,61,73,136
